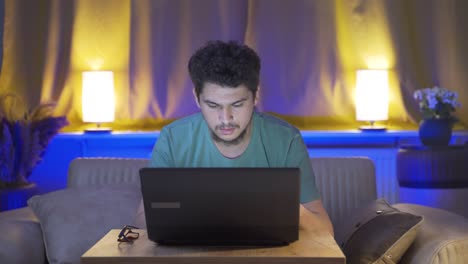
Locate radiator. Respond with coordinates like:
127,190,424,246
309,148,400,204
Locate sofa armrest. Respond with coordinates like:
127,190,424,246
0,207,46,264
394,203,468,264
311,157,377,226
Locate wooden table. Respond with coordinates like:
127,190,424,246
81,214,345,264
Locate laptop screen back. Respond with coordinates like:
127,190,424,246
139,167,300,245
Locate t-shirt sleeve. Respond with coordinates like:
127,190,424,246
148,127,174,167
287,134,321,203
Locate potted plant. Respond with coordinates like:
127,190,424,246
0,93,68,211
413,86,461,146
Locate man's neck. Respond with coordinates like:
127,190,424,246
214,137,250,159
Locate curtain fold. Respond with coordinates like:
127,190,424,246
0,0,52,107
0,0,4,74
0,0,466,131
385,0,468,128
246,0,345,119
41,0,75,116
128,0,248,123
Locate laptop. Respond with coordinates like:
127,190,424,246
139,167,300,246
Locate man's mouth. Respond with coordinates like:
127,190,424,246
217,124,238,135
219,127,235,135
211,123,248,146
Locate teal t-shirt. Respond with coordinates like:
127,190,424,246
149,111,320,203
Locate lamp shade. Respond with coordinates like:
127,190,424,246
82,71,115,123
355,69,389,122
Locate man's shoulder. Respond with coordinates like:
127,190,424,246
253,112,307,163
162,112,204,134
255,112,301,136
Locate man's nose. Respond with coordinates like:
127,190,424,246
219,107,233,121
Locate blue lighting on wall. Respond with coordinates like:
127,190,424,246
1,131,467,212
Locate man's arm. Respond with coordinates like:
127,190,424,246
301,199,334,236
284,134,334,235
149,127,174,167
135,128,174,228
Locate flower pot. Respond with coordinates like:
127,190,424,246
0,183,39,212
418,119,453,147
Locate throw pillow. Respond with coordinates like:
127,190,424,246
335,198,423,264
28,185,141,264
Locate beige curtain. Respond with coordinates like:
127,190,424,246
0,0,466,131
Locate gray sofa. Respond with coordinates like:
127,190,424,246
0,157,467,264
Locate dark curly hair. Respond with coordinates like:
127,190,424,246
188,40,261,100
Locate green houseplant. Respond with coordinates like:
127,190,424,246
0,93,68,210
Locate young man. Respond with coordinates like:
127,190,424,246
148,40,333,235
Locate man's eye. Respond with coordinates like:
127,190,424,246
233,103,243,108
207,103,218,108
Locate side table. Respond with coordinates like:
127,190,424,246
397,145,468,218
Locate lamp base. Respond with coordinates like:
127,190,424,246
84,127,112,133
359,125,387,132
84,122,112,133
358,120,387,132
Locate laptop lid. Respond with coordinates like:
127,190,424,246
139,167,300,246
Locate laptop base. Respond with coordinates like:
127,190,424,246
155,240,289,247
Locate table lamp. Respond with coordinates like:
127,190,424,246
82,71,115,132
355,69,389,131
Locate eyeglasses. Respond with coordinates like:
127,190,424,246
117,225,139,242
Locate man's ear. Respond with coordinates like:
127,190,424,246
254,87,260,106
193,89,200,108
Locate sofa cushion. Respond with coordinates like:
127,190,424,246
0,207,46,264
28,185,141,264
394,203,468,264
335,199,423,264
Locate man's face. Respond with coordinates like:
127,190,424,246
196,83,257,145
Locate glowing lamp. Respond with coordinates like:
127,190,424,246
82,71,115,132
355,69,389,131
